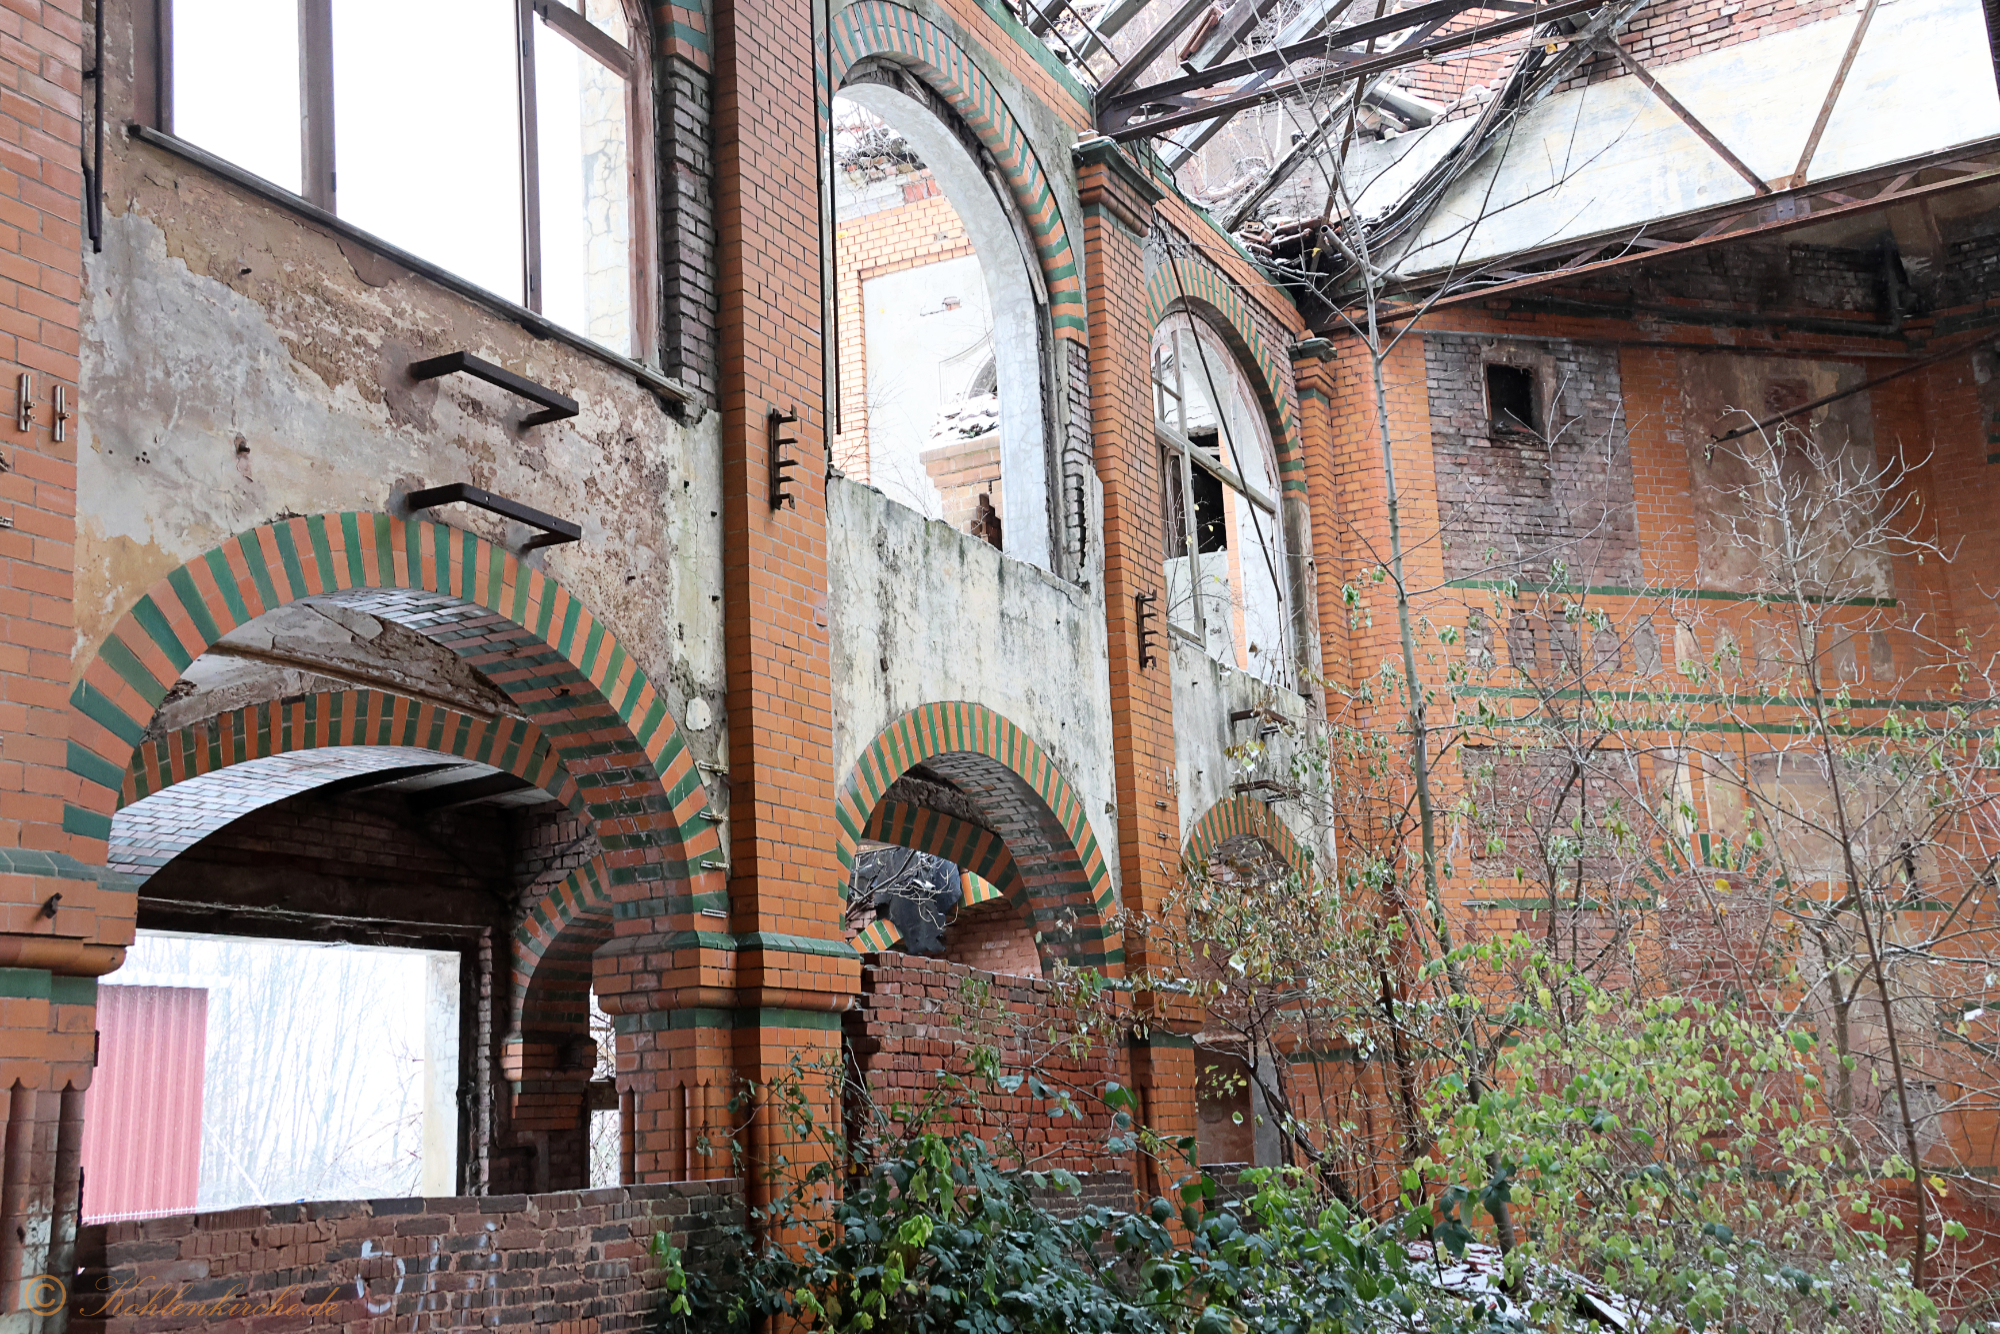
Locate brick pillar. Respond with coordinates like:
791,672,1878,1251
0,1,122,1323
704,0,855,1209
1291,340,1349,691
1075,141,1201,1161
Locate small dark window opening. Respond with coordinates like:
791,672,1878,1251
1164,445,1229,558
1486,364,1538,434
1192,469,1228,553
1188,429,1228,553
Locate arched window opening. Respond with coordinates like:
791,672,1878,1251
1152,315,1294,687
165,0,645,356
831,86,1054,570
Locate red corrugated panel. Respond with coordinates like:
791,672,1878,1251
79,985,206,1223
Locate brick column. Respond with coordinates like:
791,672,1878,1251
1075,141,1201,1165
0,0,122,1321
704,0,856,1208
1291,339,1349,691
1075,141,1177,941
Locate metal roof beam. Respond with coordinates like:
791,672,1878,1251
1100,0,1591,137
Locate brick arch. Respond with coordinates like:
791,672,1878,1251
121,688,580,813
115,684,617,1031
834,703,1119,966
1183,795,1315,885
862,798,1025,905
66,514,720,952
828,0,1084,341
513,854,616,1036
1147,254,1306,500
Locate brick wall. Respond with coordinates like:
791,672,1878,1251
69,1182,742,1334
0,0,106,1296
847,954,1133,1177
941,897,1041,976
654,19,718,403
1423,334,1641,585
1393,0,1867,112
136,790,514,942
920,434,1003,535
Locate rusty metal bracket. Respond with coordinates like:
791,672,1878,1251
406,481,582,550
1136,591,1161,669
769,407,800,511
409,351,580,427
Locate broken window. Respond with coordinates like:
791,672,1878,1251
168,0,640,356
1151,316,1294,686
1486,363,1539,434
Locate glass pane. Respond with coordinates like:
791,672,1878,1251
543,0,630,44
535,13,633,355
172,0,301,191
331,0,522,302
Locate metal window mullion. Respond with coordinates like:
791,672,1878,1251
1157,422,1275,515
299,0,334,208
1170,335,1203,639
517,0,543,312
532,0,634,76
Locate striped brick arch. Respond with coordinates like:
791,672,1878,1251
863,799,1025,905
1146,253,1306,500
835,703,1120,966
113,684,613,1032
827,0,1084,340
66,514,720,1009
1183,795,1314,885
122,688,577,810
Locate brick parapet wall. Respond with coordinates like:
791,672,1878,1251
70,1182,743,1334
849,954,1136,1175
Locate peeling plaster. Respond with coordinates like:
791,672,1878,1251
80,172,726,767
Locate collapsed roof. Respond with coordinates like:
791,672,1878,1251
1032,0,2000,322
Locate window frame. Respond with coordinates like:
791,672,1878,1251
148,0,656,364
1150,320,1285,669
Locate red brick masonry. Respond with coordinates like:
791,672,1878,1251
69,1182,742,1334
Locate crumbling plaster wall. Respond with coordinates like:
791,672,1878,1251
829,477,1121,894
78,144,728,772
1169,639,1326,864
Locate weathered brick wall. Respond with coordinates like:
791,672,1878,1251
847,954,1132,1177
1610,239,1890,312
1423,333,1641,585
1396,0,1866,112
941,898,1042,976
920,433,1003,534
655,30,719,403
69,1182,742,1334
